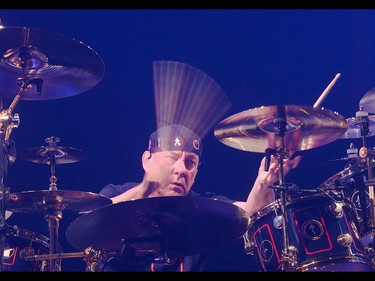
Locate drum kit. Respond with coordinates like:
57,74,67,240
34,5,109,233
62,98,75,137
213,80,375,271
0,25,252,272
1,24,375,273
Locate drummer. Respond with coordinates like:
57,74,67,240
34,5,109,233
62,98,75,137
97,124,301,271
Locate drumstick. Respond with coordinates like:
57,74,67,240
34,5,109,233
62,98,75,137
313,73,341,108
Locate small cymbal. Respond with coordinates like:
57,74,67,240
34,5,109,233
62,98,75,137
340,115,375,139
359,87,375,113
0,26,105,100
6,190,112,213
65,196,250,258
214,105,348,153
19,146,86,164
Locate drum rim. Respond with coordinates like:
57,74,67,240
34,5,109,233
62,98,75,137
7,228,50,249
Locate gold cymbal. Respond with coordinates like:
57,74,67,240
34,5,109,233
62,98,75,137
0,26,105,100
19,145,86,164
65,196,250,258
214,105,348,153
6,190,111,213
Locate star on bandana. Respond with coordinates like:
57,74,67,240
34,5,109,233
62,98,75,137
173,136,182,147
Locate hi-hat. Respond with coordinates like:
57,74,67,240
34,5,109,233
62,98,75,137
19,146,86,164
6,190,112,213
359,87,375,113
214,105,348,153
0,26,105,100
65,196,250,258
340,115,375,139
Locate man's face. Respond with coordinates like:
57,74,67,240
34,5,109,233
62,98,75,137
146,150,199,196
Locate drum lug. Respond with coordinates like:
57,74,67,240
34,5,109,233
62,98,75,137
327,201,344,219
337,233,353,248
273,215,283,229
243,233,256,255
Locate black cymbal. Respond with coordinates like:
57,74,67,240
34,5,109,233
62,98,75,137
65,196,250,258
19,146,86,164
6,190,112,213
214,105,348,153
0,26,105,100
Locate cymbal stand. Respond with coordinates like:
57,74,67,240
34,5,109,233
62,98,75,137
354,107,375,265
265,105,297,271
43,136,63,272
0,44,48,270
0,78,30,272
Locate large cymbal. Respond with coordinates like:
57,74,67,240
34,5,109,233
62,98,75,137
340,115,375,139
359,87,375,113
19,146,86,164
214,105,348,153
65,196,250,258
0,26,105,100
6,190,111,213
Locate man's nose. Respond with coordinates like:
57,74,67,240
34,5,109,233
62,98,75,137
174,158,188,172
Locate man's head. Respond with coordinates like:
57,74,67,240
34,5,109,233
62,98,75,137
142,124,202,196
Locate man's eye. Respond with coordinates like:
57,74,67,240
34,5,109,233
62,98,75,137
185,159,197,169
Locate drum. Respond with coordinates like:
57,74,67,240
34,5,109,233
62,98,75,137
243,191,374,271
319,163,373,246
2,228,61,272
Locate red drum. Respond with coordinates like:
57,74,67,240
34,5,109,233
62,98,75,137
244,191,374,271
2,228,60,272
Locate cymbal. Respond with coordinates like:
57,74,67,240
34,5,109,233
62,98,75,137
320,156,359,167
321,144,359,167
6,190,112,213
65,196,250,258
19,146,86,164
0,26,105,100
318,163,367,189
214,105,348,153
359,87,375,113
340,115,375,139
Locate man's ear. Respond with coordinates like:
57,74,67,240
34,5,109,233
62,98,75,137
142,151,151,170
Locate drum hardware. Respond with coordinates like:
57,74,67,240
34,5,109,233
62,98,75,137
0,24,106,271
7,136,111,271
337,233,353,248
0,83,24,272
327,201,344,219
19,245,114,272
214,103,348,271
354,107,375,258
244,192,374,271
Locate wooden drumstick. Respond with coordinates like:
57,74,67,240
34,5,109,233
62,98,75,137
313,73,341,108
